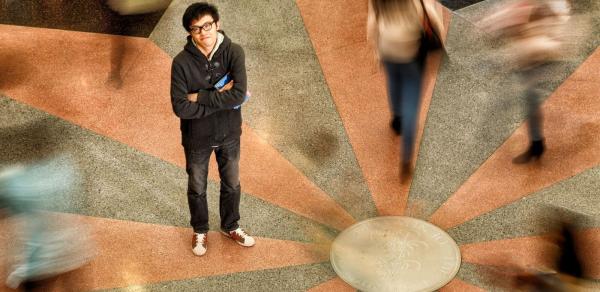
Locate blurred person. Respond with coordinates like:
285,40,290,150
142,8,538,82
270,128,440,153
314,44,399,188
0,156,95,290
479,0,571,164
170,2,253,257
478,206,596,291
105,0,171,88
511,224,583,291
367,0,445,181
106,0,170,15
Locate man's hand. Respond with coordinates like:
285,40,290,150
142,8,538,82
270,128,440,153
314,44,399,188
219,80,234,92
187,92,198,102
186,80,233,103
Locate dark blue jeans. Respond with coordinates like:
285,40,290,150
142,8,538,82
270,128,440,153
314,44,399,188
184,138,241,234
383,60,423,163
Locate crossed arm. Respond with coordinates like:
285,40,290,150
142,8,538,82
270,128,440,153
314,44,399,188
186,80,233,102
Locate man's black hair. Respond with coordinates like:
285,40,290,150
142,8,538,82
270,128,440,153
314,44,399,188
182,2,220,32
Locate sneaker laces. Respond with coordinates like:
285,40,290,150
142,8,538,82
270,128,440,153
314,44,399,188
234,228,248,238
195,233,206,244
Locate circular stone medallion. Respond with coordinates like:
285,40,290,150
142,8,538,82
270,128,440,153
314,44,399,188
330,216,461,292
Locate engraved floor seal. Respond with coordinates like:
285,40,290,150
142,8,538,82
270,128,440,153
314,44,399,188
330,216,461,292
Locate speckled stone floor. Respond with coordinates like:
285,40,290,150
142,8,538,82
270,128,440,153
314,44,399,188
1,0,599,291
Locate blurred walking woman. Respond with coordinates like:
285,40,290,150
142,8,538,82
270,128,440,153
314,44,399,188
367,0,445,180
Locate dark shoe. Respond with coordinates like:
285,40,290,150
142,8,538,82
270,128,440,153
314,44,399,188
400,162,412,183
513,139,545,164
391,116,402,135
106,73,123,89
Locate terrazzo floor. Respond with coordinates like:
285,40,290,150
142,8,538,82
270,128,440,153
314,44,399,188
1,0,599,291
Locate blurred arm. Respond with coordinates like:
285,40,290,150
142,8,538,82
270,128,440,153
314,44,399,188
423,0,446,41
366,0,381,61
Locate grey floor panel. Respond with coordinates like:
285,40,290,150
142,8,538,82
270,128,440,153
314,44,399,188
0,96,336,243
449,166,600,245
149,0,377,221
455,262,505,291
408,1,600,219
97,262,336,292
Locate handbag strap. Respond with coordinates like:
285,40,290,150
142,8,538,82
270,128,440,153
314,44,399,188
419,0,431,32
419,0,447,55
419,0,438,38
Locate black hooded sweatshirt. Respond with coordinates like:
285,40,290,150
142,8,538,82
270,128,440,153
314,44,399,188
170,31,247,149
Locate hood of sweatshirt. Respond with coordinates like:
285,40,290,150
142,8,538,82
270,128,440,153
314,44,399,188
184,30,230,61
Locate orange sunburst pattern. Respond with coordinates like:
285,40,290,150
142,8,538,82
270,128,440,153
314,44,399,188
1,0,599,290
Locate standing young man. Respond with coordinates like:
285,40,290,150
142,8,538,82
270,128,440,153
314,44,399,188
170,2,254,256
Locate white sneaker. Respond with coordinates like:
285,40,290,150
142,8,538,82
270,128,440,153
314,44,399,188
221,228,255,247
192,233,207,256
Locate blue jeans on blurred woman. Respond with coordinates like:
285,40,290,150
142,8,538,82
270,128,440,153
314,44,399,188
383,60,422,170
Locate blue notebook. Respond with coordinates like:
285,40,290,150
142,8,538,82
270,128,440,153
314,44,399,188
214,73,249,109
214,73,232,90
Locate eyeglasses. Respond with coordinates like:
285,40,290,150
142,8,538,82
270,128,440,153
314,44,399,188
189,21,214,34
